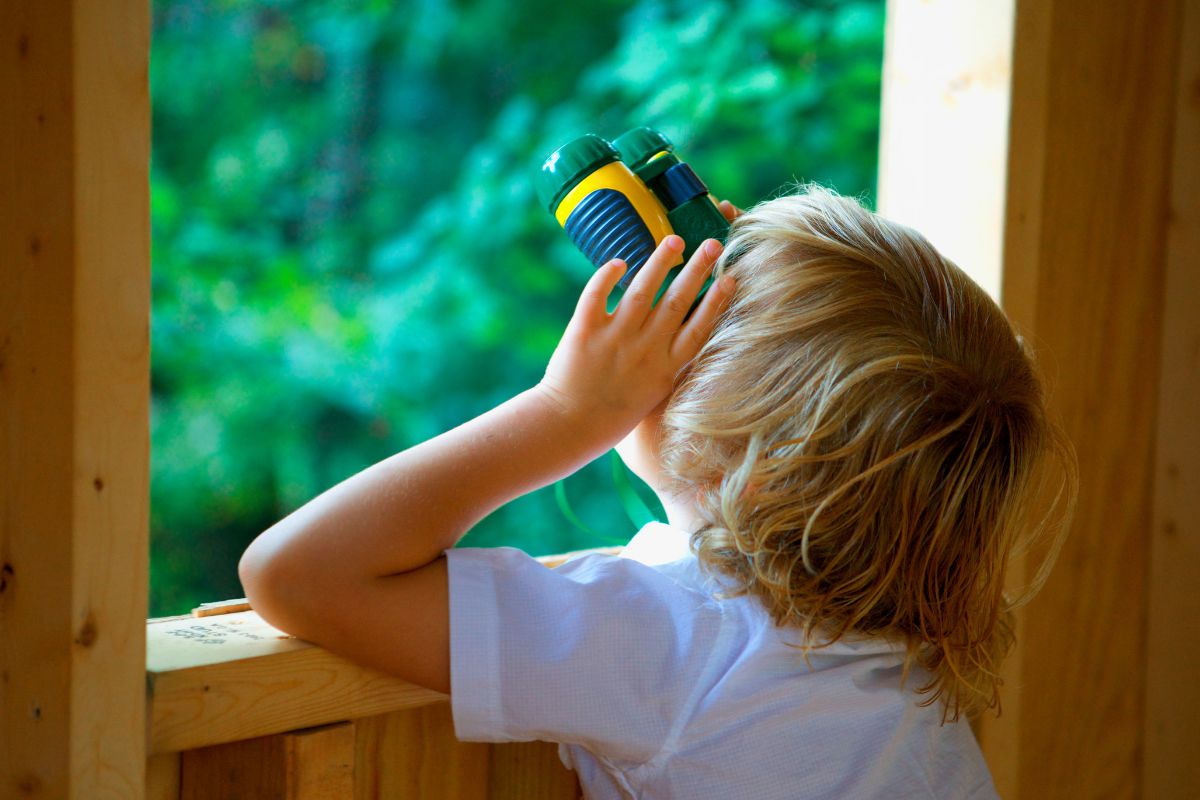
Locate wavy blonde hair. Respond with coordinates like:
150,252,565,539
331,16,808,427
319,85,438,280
662,185,1076,722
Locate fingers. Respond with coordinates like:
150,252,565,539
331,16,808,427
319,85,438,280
671,272,735,365
718,200,742,223
651,238,723,333
574,258,627,322
615,235,684,327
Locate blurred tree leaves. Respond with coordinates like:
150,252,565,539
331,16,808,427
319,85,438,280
150,0,884,615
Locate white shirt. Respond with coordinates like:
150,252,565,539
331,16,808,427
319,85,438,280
446,522,998,799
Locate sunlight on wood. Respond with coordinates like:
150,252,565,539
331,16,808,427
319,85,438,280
878,0,1014,302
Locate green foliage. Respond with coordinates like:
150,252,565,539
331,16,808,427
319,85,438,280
150,0,885,615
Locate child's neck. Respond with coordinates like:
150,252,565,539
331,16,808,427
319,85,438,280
657,489,705,533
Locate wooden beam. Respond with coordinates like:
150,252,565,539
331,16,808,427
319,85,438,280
877,0,1015,301
1144,0,1200,795
979,0,1184,797
145,550,618,755
147,611,444,753
0,1,150,797
180,722,355,800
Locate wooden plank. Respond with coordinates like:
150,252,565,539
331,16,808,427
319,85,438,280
877,0,1015,301
0,0,150,797
488,742,580,800
284,723,356,799
180,732,283,799
147,610,309,672
192,598,253,618
180,722,354,800
147,611,443,753
146,753,180,800
354,705,488,799
1144,0,1200,795
144,548,612,755
978,0,1184,797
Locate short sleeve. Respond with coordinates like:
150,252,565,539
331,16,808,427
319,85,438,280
445,546,726,764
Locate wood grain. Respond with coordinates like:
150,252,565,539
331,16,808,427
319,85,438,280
979,0,1185,797
1144,0,1200,795
146,753,180,800
181,734,283,799
354,705,489,799
1,0,150,797
144,551,617,756
148,612,444,754
181,722,354,800
489,742,580,800
285,724,356,799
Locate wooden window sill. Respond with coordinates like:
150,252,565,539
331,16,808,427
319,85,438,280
146,546,621,754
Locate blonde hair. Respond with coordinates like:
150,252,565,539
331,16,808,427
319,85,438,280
663,185,1076,722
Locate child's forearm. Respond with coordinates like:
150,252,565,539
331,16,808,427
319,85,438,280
242,384,618,582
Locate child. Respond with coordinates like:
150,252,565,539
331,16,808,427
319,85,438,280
240,185,1075,799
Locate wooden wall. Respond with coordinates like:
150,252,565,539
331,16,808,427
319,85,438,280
881,0,1198,797
0,1,151,797
147,704,580,800
1144,0,1199,795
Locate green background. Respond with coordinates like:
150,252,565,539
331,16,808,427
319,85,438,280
150,0,886,616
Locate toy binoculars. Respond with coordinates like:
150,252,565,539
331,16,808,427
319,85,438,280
536,127,730,295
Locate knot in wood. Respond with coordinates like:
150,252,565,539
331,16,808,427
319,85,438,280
75,615,98,648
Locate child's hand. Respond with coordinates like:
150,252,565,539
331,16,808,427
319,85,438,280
537,235,735,446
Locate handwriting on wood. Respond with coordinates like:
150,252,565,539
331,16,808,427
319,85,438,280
148,610,305,673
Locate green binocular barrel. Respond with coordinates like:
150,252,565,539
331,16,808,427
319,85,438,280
613,127,730,265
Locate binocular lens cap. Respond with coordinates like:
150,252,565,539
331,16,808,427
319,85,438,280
537,134,619,212
613,127,674,169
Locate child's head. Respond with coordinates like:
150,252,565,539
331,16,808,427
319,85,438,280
660,185,1076,721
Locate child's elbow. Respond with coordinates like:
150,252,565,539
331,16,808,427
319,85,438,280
237,536,272,607
239,530,316,639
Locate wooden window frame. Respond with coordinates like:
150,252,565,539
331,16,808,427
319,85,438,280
2,1,1196,796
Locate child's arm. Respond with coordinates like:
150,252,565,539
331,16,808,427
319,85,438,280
238,234,733,693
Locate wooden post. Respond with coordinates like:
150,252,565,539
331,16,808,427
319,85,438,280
877,0,1015,301
983,0,1186,797
1145,0,1200,795
0,1,150,797
880,0,1197,796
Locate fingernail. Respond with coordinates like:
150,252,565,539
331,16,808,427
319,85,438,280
665,235,683,250
719,275,735,292
705,239,723,256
